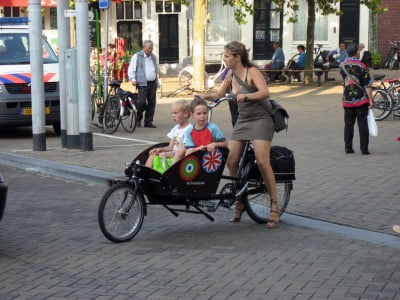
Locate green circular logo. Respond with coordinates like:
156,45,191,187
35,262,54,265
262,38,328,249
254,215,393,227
179,156,200,181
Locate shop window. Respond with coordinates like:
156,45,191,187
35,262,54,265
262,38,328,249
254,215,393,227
116,1,142,20
155,0,181,13
3,7,20,17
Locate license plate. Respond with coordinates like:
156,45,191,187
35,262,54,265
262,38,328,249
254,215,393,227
21,107,51,115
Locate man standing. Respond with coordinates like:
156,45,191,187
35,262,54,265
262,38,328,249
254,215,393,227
340,42,373,155
128,40,159,128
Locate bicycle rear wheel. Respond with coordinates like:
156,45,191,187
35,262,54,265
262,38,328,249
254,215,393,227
178,66,193,86
120,106,137,133
372,88,392,121
243,179,292,224
102,96,121,134
98,182,145,243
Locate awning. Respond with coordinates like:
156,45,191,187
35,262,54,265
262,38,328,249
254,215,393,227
0,0,56,7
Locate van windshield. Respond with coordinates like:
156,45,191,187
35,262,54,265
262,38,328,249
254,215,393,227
0,33,58,65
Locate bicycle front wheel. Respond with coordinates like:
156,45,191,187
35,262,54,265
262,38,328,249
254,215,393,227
120,106,137,133
243,180,292,224
98,182,145,243
372,88,392,121
102,96,121,134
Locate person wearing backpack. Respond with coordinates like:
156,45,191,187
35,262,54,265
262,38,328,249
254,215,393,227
340,43,374,155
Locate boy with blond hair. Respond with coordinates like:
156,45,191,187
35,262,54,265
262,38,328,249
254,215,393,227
146,100,191,172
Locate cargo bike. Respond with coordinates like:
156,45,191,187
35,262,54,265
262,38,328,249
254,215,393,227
98,97,296,243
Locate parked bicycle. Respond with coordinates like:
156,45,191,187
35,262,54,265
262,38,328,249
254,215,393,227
90,71,118,129
178,53,227,89
102,80,138,134
383,41,400,70
371,74,400,120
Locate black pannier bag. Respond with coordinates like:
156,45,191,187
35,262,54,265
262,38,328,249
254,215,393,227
270,146,295,182
245,146,295,183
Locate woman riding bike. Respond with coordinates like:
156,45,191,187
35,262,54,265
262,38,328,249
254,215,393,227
196,41,279,229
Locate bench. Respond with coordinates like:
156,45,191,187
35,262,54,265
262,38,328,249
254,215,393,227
260,67,340,86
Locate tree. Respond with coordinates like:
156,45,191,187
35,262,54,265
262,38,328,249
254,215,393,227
190,0,385,89
271,0,385,84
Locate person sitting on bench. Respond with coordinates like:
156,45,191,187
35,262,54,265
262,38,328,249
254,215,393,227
267,41,285,82
323,42,348,69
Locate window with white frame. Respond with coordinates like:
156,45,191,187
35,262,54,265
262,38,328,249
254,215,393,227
206,1,241,44
116,1,142,20
155,1,181,13
293,0,328,41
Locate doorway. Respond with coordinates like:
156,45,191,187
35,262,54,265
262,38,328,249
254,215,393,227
158,14,179,63
253,0,283,60
339,0,360,45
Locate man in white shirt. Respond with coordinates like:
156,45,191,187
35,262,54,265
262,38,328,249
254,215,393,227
127,40,160,128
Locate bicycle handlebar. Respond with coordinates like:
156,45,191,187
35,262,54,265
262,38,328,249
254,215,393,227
206,95,235,109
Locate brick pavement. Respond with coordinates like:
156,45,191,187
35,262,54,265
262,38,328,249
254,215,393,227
0,70,399,237
0,166,399,300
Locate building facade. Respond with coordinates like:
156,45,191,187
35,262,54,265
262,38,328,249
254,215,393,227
1,0,371,73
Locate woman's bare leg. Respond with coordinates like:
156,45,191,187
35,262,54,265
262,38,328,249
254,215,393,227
253,140,279,228
227,140,245,222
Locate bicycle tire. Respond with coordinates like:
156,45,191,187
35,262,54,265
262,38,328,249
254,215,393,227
120,106,137,133
178,66,193,86
389,58,399,70
98,182,145,243
239,162,291,224
102,96,121,134
243,180,292,224
372,88,392,121
91,89,104,127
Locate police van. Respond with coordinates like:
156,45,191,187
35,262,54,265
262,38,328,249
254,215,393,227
0,17,60,134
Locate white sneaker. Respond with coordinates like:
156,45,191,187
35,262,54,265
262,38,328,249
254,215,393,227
393,225,400,234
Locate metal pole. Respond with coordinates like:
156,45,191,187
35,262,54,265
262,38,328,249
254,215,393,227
56,0,71,148
103,8,109,105
76,0,93,150
28,0,46,151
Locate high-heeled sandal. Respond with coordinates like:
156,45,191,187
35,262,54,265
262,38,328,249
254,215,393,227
229,200,245,222
266,199,280,229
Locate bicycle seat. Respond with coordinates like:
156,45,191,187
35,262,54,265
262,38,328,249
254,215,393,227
316,44,323,48
109,80,122,88
117,90,134,97
373,74,385,81
386,78,400,84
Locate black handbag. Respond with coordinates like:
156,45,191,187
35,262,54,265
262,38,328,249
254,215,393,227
263,99,289,132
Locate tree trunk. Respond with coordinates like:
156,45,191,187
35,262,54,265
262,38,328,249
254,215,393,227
304,0,315,84
192,0,207,91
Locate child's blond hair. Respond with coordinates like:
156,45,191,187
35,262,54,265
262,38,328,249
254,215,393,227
172,99,191,114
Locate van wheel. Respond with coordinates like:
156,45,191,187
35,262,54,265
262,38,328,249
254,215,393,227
53,123,61,135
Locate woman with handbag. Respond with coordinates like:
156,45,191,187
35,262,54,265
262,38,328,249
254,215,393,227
196,41,278,229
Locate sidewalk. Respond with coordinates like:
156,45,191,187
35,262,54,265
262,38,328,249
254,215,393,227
0,69,399,239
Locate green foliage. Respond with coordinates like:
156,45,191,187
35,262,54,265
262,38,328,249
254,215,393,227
370,51,382,68
222,0,255,24
117,41,141,70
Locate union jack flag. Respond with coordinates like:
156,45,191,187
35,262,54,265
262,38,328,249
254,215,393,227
202,149,222,173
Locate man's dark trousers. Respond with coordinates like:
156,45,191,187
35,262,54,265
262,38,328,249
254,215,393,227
344,103,369,152
137,80,157,126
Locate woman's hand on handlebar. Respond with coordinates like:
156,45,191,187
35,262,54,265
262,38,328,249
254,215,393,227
236,94,247,103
